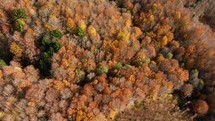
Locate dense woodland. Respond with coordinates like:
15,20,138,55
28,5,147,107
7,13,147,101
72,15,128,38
0,0,214,120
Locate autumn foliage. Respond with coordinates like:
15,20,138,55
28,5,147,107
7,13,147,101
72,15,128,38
0,0,214,121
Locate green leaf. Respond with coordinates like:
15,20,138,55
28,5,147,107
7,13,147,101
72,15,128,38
43,52,51,60
125,64,132,69
191,3,197,8
144,58,151,65
134,100,144,109
94,48,99,54
52,42,61,52
132,61,143,67
191,69,199,78
198,79,204,90
165,53,173,59
77,27,85,37
12,8,26,20
15,20,25,32
0,59,6,69
41,37,50,46
50,29,63,38
96,66,109,75
47,47,55,56
113,62,123,70
76,69,85,81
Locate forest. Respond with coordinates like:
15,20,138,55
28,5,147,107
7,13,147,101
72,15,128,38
0,0,214,121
